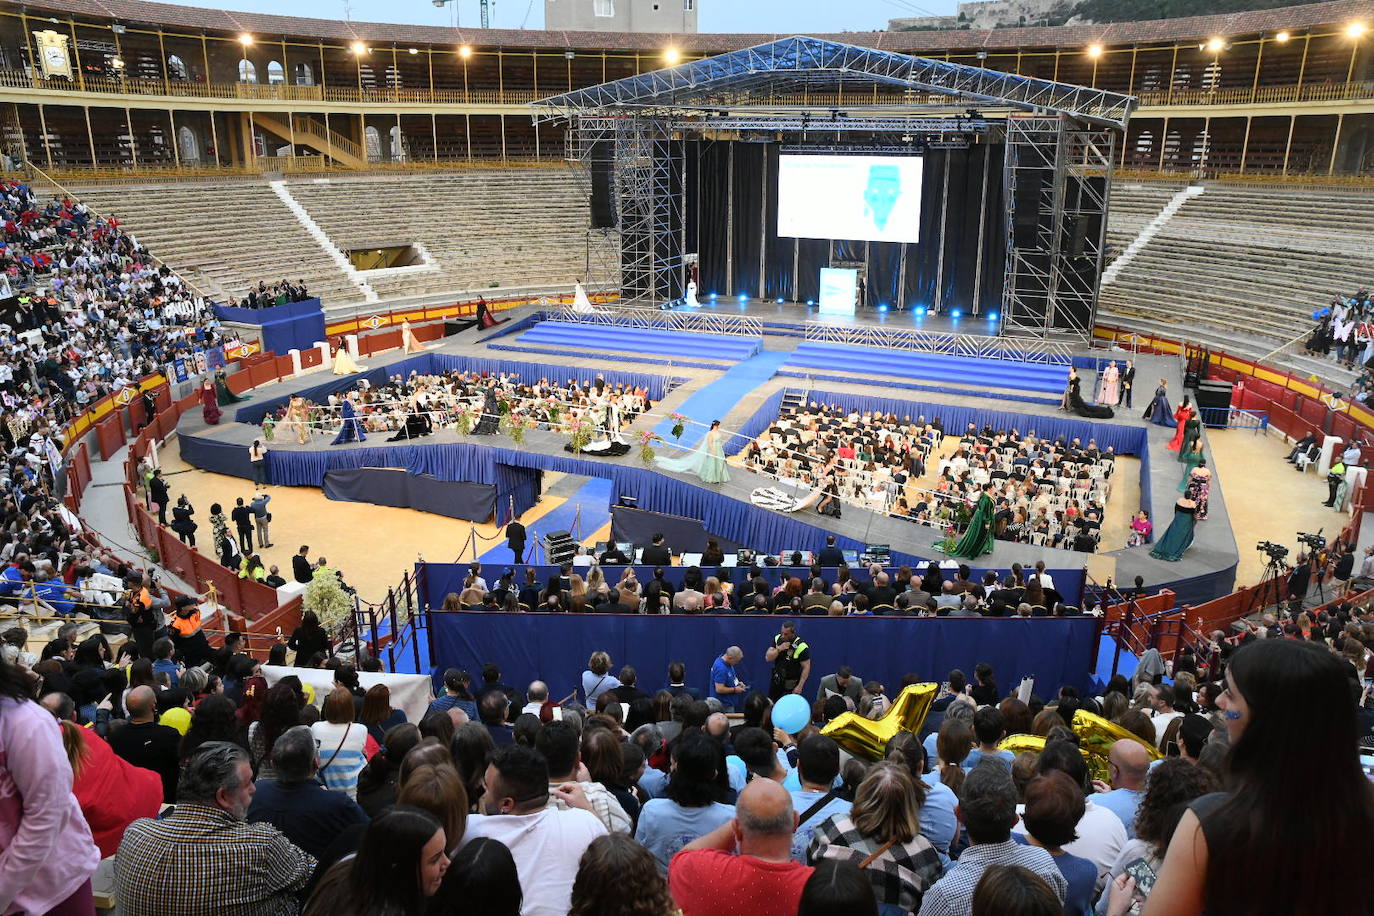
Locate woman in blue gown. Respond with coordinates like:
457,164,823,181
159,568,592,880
1149,496,1197,561
331,396,367,445
1144,378,1174,426
655,419,730,484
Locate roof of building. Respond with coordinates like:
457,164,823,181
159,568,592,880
16,0,1374,50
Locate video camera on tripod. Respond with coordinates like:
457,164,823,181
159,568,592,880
1256,540,1289,563
1297,529,1327,552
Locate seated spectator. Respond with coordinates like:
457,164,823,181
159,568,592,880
669,778,814,916
790,735,853,862
970,865,1063,916
1092,739,1150,838
107,684,181,803
1016,772,1098,915
310,687,368,799
964,707,1014,772
583,651,622,705
916,760,1066,915
885,731,959,866
460,744,607,916
809,761,943,914
433,836,521,915
799,859,879,916
116,742,315,915
570,834,676,916
635,730,736,873
247,726,368,861
538,720,632,833
1013,739,1127,884
1143,639,1374,913
303,806,450,915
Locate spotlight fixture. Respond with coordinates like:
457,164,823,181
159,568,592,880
986,311,999,321
1086,43,1104,59
664,47,681,65
238,33,253,45
408,47,419,55
951,309,962,318
458,44,473,58
110,23,126,34
1347,21,1368,38
565,49,576,60
351,41,368,55
1275,31,1291,42
1204,36,1228,53
111,56,125,69
914,306,927,317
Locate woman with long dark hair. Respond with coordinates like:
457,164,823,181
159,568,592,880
570,834,676,916
287,610,330,666
356,722,422,818
1142,640,1374,915
434,836,522,916
633,730,735,874
304,805,450,916
360,683,406,745
248,683,302,779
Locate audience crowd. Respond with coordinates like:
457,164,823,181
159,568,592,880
0,562,1366,916
744,403,1114,552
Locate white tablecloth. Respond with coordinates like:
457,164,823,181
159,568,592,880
262,665,435,723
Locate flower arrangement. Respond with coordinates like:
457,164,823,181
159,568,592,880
546,401,562,425
936,523,959,555
302,566,353,633
453,405,472,435
639,431,662,465
569,416,593,454
670,412,686,440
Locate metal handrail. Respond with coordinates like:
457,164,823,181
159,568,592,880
804,322,1074,365
549,303,764,337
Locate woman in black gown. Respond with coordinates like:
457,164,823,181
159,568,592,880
472,382,500,435
1068,374,1115,419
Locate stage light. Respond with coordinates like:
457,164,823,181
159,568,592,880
1086,43,1103,59
951,309,962,318
738,294,748,302
238,33,254,45
987,311,1000,321
351,41,368,55
458,45,473,58
775,298,784,304
1274,31,1291,42
1204,37,1227,53
877,304,888,312
1348,21,1368,38
914,306,927,316
709,292,718,299
408,47,419,55
663,48,681,66
111,57,124,69
806,299,815,306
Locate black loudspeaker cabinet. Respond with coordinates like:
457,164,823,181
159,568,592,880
589,140,615,229
1194,380,1234,427
1013,170,1048,249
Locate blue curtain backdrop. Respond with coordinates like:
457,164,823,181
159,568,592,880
234,353,679,425
420,562,1087,610
214,298,325,355
427,610,1099,702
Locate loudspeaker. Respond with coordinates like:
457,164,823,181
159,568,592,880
589,140,615,229
1012,170,1047,249
1195,380,1234,427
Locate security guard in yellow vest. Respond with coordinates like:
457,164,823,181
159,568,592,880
765,620,812,701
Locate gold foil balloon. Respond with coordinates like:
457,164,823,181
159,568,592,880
820,683,937,761
997,734,1047,757
1072,710,1160,781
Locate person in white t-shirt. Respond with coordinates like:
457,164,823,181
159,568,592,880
460,744,607,916
1011,739,1126,890
1148,685,1184,751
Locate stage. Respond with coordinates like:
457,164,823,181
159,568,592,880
172,313,1240,603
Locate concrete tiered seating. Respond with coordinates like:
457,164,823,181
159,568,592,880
1104,183,1182,249
1099,183,1374,347
511,320,763,362
781,341,1067,398
72,182,364,306
284,169,620,300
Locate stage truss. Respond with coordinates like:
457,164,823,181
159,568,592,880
534,37,1135,344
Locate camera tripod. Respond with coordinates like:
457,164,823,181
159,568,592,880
1248,553,1291,619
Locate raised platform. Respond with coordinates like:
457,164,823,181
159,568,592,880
781,340,1067,398
515,319,764,361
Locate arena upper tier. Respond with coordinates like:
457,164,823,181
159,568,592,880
1,0,1374,176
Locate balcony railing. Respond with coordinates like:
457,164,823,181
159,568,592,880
1136,80,1374,107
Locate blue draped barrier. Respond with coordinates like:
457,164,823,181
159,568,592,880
323,468,496,522
427,610,1100,702
214,298,326,355
234,353,679,426
419,562,1087,609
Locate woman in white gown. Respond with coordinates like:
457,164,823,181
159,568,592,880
400,320,427,354
1096,360,1121,406
684,280,700,308
331,343,363,376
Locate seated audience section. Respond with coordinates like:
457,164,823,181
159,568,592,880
513,320,764,361
428,608,1100,701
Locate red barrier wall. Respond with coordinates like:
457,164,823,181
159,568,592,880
95,414,125,460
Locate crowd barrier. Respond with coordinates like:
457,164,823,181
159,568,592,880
428,611,1102,701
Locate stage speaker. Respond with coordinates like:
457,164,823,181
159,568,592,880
444,319,476,336
544,530,576,565
1012,170,1048,249
589,141,615,229
1195,380,1234,427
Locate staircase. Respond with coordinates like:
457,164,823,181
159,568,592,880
253,113,366,170
1102,185,1205,287
267,180,378,303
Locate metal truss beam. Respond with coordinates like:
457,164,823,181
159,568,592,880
665,117,990,133
532,36,1136,129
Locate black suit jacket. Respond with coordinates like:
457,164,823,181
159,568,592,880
817,547,845,567
640,545,672,566
231,506,253,531
505,521,526,547
292,555,314,584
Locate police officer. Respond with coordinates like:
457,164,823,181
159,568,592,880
765,620,812,701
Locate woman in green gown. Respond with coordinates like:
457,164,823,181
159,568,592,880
1177,441,1204,491
1150,496,1198,561
952,483,996,558
214,369,250,405
655,419,730,484
1179,414,1202,458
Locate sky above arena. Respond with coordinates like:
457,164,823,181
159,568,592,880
158,0,953,32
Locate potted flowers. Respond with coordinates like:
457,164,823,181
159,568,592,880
670,412,686,440
639,431,662,464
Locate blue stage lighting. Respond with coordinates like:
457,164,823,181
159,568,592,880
987,311,1000,321
708,292,718,299
877,304,888,312
914,306,927,317
776,298,784,304
806,299,815,306
738,294,748,302
951,309,962,318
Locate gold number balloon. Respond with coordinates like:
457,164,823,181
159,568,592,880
820,683,938,761
996,709,1161,782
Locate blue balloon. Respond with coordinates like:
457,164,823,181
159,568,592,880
773,693,810,734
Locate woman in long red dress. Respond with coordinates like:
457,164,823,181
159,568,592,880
1166,396,1193,451
201,380,221,425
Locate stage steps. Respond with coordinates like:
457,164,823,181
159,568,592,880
485,342,733,371
782,341,1066,396
515,320,764,362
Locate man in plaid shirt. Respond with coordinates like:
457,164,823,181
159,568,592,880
917,760,1066,916
115,741,315,915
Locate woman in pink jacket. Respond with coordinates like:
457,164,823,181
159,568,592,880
0,659,100,915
